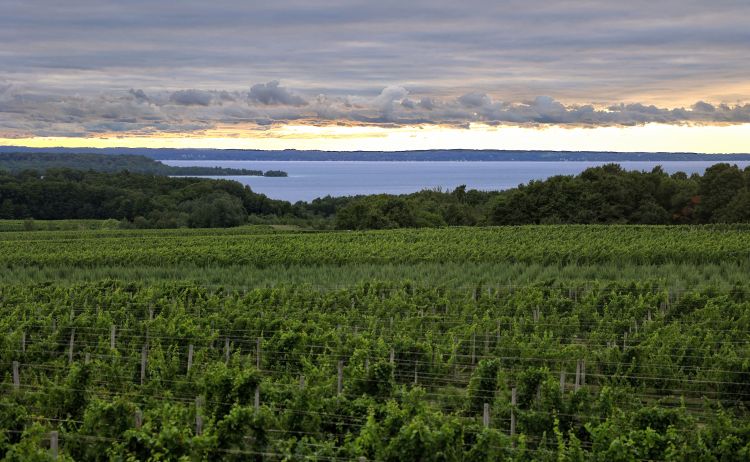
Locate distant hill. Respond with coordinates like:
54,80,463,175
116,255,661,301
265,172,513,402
0,152,287,177
1,146,750,162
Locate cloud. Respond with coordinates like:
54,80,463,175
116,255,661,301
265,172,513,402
1,0,749,114
372,85,408,119
400,98,416,109
458,92,493,108
169,89,213,106
2,81,750,138
418,97,435,110
248,81,307,106
128,88,149,102
692,101,715,113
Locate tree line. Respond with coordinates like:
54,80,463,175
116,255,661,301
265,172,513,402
0,169,291,228
0,152,287,177
1,163,749,228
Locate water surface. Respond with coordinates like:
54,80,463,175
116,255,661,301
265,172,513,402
163,160,750,202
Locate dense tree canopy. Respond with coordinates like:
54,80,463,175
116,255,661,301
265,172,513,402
2,163,750,228
0,152,287,176
0,169,290,228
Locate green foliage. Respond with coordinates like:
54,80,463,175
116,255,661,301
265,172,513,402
0,225,749,459
3,162,750,229
0,152,283,177
3,225,750,269
0,169,288,227
466,359,501,414
347,360,395,398
200,363,261,418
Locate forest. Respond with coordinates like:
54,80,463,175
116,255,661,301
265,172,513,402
0,169,291,228
1,162,750,228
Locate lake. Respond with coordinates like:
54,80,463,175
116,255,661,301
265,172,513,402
163,160,750,202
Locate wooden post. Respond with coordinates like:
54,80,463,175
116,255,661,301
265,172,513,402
85,353,91,364
471,332,476,364
135,410,143,429
195,396,203,435
110,325,116,350
581,360,586,387
187,344,194,373
224,337,230,363
559,370,565,394
256,338,261,369
254,385,260,410
21,331,25,353
483,402,490,428
68,328,75,363
574,360,581,392
389,348,395,365
337,360,344,395
497,320,501,346
50,431,58,460
510,388,517,438
12,361,19,390
413,361,418,385
140,345,147,385
365,357,369,373
299,375,305,389
452,338,458,378
623,332,628,351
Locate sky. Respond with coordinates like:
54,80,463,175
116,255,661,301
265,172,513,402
1,0,750,152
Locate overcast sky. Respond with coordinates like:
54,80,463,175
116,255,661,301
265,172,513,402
1,0,749,146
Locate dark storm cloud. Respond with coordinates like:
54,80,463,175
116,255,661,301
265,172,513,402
0,1,749,136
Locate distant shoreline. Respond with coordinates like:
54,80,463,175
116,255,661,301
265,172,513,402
2,146,750,162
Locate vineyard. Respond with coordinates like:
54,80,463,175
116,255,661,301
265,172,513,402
1,225,750,460
2,224,750,268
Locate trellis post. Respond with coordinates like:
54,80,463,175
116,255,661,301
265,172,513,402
559,370,565,394
337,360,344,394
187,344,194,373
510,387,517,439
140,345,147,385
68,328,75,363
12,361,19,390
49,431,58,459
195,396,203,435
